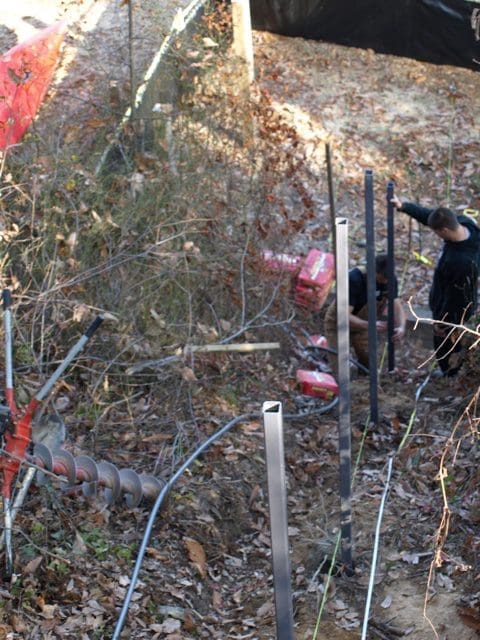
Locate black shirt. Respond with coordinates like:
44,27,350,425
349,267,398,316
400,202,480,323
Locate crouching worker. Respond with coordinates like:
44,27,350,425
324,253,406,377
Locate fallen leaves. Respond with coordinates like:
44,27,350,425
183,537,207,578
23,556,43,575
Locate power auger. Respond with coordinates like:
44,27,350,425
32,442,164,507
0,289,164,579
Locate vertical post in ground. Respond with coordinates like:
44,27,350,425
231,0,255,85
365,169,379,426
262,401,294,640
127,0,136,129
2,289,14,578
386,181,396,372
231,0,256,147
325,143,337,262
335,218,353,570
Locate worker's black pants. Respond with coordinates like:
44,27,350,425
433,331,464,377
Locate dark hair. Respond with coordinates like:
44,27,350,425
375,253,389,279
428,207,459,231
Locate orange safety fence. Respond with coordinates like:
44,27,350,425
0,21,66,150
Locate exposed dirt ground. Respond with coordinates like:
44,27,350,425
253,30,480,640
0,3,479,640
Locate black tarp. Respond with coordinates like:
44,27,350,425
250,0,480,70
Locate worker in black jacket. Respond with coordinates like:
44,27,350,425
391,196,480,377
324,253,406,377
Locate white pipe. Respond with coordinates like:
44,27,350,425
361,455,394,640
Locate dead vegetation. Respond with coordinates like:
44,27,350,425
0,2,478,639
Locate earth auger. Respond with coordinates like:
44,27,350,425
0,289,164,579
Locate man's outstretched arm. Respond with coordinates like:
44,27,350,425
391,195,434,226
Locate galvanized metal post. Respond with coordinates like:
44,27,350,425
386,181,396,372
335,218,353,570
364,169,379,426
262,401,294,640
2,290,14,577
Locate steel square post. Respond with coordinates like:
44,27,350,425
335,218,353,570
386,181,396,372
262,401,294,640
364,169,379,425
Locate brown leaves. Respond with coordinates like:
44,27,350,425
181,366,198,383
23,556,43,575
183,537,207,578
0,625,14,639
36,596,58,619
457,607,480,632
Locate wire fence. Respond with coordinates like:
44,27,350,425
95,0,214,174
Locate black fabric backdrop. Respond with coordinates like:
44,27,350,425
249,0,480,70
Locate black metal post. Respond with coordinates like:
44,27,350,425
386,182,395,372
335,218,353,570
365,170,379,425
262,401,294,640
326,143,336,261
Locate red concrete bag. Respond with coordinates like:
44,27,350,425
262,250,303,274
294,249,335,310
296,369,339,400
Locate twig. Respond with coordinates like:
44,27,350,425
369,618,406,638
0,448,67,483
220,278,293,344
239,230,251,327
423,387,480,637
407,298,480,371
14,527,71,564
126,355,180,375
407,298,480,343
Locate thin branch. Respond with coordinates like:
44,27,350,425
14,528,72,565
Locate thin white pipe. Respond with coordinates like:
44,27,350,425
361,455,394,640
0,467,36,548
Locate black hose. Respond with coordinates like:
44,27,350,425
287,323,370,375
303,345,370,376
111,398,337,639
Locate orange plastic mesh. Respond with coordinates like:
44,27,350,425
0,22,65,150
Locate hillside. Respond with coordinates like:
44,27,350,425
0,2,479,639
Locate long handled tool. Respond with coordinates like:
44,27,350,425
0,289,104,578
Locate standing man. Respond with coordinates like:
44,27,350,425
391,196,480,377
324,254,406,376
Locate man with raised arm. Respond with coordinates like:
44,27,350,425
391,195,480,377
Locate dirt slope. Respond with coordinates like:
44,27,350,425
0,6,479,640
251,30,480,640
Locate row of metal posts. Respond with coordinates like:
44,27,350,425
0,167,393,633
263,169,397,638
0,171,394,638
